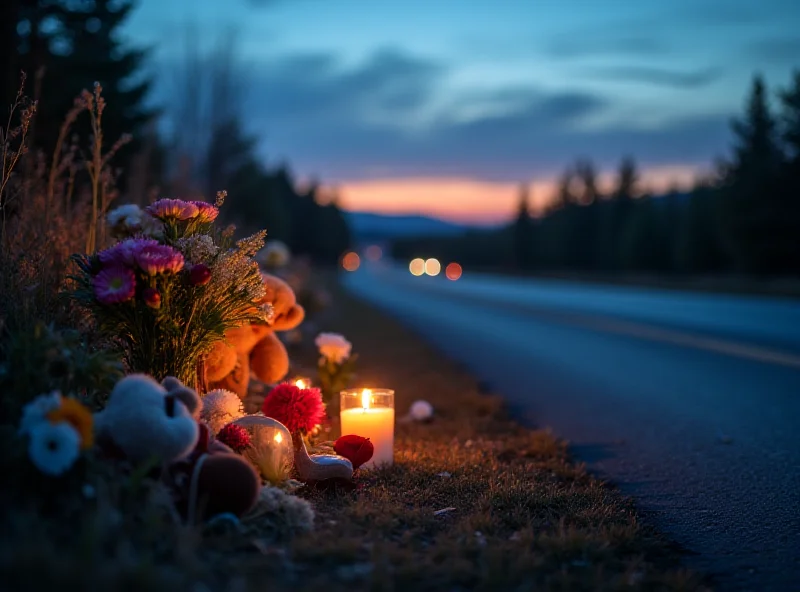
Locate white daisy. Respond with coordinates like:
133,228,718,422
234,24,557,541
19,391,62,435
28,421,81,476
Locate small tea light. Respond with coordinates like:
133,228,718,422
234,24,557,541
340,388,395,469
292,377,312,389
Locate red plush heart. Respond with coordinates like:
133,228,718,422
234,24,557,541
333,434,374,469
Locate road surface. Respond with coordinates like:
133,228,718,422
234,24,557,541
342,262,800,591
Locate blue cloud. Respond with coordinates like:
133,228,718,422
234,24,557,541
237,48,732,181
581,66,724,89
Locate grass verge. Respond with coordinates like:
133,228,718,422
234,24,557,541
0,276,711,592
278,276,710,591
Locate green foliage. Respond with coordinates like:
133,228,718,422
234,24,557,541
317,354,359,407
0,322,123,422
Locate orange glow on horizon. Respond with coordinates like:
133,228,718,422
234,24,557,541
338,166,704,224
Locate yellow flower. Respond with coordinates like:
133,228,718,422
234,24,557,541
47,397,94,450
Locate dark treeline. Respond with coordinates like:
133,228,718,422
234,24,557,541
3,0,350,264
393,73,800,277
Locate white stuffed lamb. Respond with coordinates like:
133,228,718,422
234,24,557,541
94,374,201,463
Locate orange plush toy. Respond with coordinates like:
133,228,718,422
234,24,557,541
205,272,305,399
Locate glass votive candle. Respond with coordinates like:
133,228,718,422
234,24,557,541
340,388,395,469
232,415,294,485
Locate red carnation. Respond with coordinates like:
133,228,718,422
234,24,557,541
190,264,212,286
334,434,374,469
262,383,325,434
142,287,161,309
216,423,251,453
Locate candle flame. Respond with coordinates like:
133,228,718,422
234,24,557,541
274,432,283,444
294,378,308,389
362,388,372,410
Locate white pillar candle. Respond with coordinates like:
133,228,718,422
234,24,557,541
340,388,395,468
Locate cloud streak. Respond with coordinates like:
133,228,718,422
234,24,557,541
582,66,724,89
238,48,732,182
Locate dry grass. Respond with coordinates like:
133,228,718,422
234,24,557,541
0,76,127,336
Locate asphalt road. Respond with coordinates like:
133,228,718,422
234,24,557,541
342,262,800,591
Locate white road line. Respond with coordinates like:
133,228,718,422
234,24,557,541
557,315,800,370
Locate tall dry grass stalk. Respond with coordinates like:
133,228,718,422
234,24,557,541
0,74,129,335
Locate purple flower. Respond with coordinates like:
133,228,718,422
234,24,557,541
134,244,185,275
93,266,136,304
146,199,199,221
98,238,159,267
190,201,219,223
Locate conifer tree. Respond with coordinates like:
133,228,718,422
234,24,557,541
512,183,534,269
720,74,788,273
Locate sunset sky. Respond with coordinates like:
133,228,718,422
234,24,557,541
125,0,799,223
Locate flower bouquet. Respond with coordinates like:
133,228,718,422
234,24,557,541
69,194,271,390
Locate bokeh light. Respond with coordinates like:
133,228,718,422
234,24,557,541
425,258,441,276
342,251,360,272
365,245,383,261
445,262,462,281
409,258,425,276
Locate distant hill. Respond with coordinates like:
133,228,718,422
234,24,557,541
345,211,498,242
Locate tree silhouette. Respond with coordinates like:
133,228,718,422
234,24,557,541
554,167,577,209
779,70,800,167
14,0,154,167
512,183,534,269
730,75,783,180
575,159,600,205
720,75,789,273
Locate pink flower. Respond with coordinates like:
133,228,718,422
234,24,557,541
216,423,251,453
146,199,199,221
134,244,184,275
93,266,136,304
190,201,219,223
262,383,326,434
142,287,161,309
98,238,159,267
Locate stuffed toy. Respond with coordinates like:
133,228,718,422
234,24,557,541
205,272,305,398
166,422,261,523
95,374,202,463
96,374,260,523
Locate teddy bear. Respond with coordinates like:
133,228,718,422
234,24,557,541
204,272,305,399
95,374,261,523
